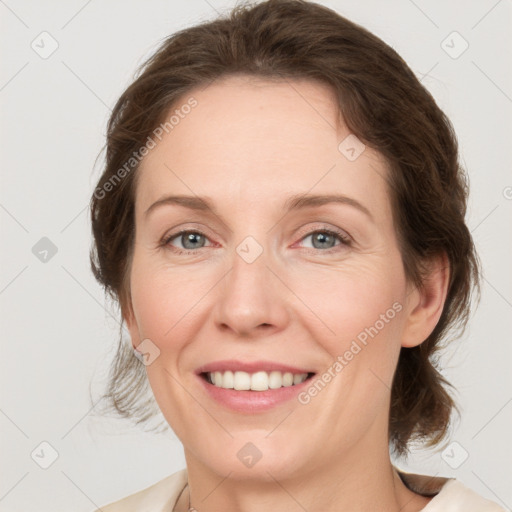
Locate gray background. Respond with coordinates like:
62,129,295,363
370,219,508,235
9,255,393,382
0,0,511,510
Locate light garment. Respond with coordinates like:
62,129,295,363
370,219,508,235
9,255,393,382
93,467,507,511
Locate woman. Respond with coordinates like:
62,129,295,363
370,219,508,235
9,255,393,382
89,0,505,510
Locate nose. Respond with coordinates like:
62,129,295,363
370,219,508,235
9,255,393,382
213,241,290,339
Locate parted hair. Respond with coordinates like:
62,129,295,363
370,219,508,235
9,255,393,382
89,0,480,456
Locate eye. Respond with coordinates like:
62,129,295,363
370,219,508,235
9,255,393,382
160,227,351,255
162,230,212,253
297,228,351,253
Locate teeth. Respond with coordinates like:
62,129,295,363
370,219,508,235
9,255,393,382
251,371,268,391
293,373,304,385
268,371,283,389
221,370,234,388
206,370,309,391
234,371,251,390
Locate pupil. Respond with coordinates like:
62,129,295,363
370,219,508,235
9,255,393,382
313,232,334,249
183,233,203,249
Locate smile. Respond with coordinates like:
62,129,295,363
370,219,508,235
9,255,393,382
203,370,311,391
195,360,316,412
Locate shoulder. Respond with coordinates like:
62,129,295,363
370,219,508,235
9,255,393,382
396,467,507,512
91,468,188,512
423,478,507,511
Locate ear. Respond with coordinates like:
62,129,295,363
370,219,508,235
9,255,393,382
401,252,450,348
122,300,141,351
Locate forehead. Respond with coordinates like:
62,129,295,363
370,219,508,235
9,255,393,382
135,75,390,217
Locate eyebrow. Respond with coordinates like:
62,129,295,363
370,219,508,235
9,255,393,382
144,193,373,222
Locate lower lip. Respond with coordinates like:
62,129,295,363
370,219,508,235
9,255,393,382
197,374,314,413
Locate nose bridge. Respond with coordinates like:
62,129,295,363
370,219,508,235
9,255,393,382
224,203,274,282
213,228,289,336
227,232,273,308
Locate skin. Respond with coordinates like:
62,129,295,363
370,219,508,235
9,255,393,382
124,75,449,512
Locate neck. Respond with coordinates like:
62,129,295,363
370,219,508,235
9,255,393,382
177,426,432,512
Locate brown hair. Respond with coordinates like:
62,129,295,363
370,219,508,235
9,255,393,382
89,0,480,456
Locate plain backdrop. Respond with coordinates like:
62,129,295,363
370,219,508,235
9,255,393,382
0,1,511,511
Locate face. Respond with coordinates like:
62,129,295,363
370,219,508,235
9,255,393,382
125,75,425,481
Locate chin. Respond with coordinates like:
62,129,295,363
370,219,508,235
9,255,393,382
193,434,314,483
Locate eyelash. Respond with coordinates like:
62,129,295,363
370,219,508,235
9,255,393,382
160,226,352,255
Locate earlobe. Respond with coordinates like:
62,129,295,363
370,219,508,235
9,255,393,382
122,302,140,351
401,253,450,348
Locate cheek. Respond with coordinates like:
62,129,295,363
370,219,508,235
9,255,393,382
289,262,406,347
129,257,210,341
288,259,408,401
128,260,208,432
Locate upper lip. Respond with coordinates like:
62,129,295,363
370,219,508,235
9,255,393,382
196,359,315,375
